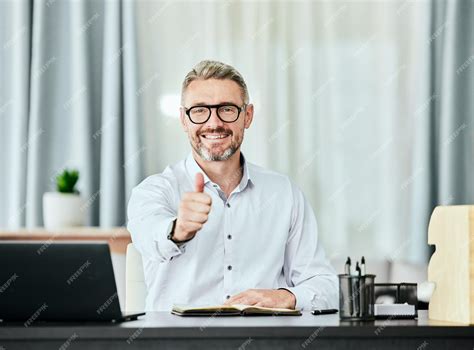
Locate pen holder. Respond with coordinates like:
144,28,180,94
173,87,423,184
338,274,376,321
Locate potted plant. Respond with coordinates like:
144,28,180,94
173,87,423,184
43,169,85,229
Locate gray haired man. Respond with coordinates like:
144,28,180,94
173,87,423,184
127,60,338,311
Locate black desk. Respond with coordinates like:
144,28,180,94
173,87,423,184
1,311,473,349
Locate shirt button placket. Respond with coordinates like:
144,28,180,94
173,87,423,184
223,199,233,300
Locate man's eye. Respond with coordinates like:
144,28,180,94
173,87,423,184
192,108,206,113
222,106,235,113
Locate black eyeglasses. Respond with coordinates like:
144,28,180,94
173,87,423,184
184,104,245,124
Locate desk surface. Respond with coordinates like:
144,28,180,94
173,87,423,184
1,311,474,348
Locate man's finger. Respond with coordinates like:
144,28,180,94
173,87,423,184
224,296,241,305
226,293,259,306
185,201,211,214
236,297,258,306
187,212,208,224
181,221,202,233
195,173,205,193
225,297,243,305
187,192,212,205
225,291,246,303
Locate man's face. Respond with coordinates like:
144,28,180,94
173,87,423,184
180,78,253,162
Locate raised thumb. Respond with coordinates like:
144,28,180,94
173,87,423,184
195,173,205,193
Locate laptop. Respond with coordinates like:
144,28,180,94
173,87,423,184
0,241,145,322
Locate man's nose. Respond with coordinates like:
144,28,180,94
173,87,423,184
205,107,225,127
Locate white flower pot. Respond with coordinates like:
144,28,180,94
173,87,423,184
43,192,85,229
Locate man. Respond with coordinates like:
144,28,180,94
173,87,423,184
127,60,338,311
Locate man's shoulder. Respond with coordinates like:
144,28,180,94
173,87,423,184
136,158,187,191
247,161,294,190
247,161,307,200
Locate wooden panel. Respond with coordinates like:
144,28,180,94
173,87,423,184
427,206,474,324
0,227,131,254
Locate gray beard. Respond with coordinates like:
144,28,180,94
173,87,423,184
196,144,237,161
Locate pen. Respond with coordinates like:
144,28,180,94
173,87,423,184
360,258,366,317
311,309,338,315
345,257,351,275
361,256,366,276
355,262,361,317
345,257,353,316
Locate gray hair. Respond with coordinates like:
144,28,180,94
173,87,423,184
181,60,249,105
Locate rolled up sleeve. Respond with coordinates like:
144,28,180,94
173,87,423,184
281,181,339,310
127,175,185,262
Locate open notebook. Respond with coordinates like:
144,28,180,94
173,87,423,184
171,304,302,316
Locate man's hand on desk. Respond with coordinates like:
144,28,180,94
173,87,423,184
224,289,296,309
172,173,212,242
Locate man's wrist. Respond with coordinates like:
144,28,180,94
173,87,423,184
167,220,192,244
277,288,297,309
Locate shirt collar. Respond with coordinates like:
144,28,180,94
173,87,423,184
185,152,253,191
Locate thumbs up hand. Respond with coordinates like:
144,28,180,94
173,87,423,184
195,172,205,193
172,173,212,243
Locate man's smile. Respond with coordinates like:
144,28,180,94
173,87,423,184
200,133,231,142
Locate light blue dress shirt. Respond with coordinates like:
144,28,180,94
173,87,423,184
127,153,338,311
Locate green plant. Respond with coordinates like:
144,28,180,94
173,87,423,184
56,169,79,194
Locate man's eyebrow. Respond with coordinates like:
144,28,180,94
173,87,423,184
189,101,240,106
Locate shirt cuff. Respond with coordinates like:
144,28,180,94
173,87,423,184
279,285,313,311
153,218,186,261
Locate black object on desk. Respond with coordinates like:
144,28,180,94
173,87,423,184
0,241,145,323
374,283,418,306
312,308,338,315
339,274,376,321
374,282,418,319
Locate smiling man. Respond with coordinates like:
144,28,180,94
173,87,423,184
127,60,338,311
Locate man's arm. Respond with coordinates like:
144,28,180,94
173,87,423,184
127,175,184,263
281,181,339,310
127,173,212,263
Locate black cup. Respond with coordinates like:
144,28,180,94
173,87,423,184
338,274,376,321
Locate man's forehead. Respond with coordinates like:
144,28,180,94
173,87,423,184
185,79,243,105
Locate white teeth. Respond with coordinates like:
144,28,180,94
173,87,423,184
202,134,228,139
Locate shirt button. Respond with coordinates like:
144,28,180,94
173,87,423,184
226,203,231,208
227,234,232,240
227,265,232,271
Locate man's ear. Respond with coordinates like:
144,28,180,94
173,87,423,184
179,107,189,132
244,104,254,129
